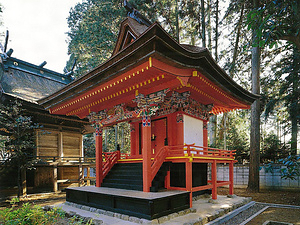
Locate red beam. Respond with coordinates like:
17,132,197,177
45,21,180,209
216,181,231,187
192,184,213,192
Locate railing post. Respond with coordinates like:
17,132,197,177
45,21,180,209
187,145,191,156
53,164,58,192
86,167,91,186
78,164,83,187
117,150,121,160
229,161,234,195
186,159,193,208
165,170,170,189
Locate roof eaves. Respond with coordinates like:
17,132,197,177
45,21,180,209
2,56,73,84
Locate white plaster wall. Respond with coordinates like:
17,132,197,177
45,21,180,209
183,115,203,146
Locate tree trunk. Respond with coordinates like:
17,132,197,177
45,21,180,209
290,46,299,155
248,0,261,193
207,0,212,52
209,115,217,146
175,0,180,42
229,2,244,78
223,112,227,150
201,0,206,47
208,0,220,147
215,0,219,61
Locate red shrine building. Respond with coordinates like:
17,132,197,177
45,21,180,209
39,13,258,219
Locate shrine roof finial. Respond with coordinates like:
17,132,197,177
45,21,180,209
124,0,152,27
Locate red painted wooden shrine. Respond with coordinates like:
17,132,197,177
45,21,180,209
39,16,258,210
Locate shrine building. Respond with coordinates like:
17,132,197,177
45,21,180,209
39,12,258,220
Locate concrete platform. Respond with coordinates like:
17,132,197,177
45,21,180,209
53,194,252,224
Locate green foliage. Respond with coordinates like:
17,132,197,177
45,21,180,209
0,203,65,225
246,0,300,154
103,122,131,153
0,201,96,225
0,100,39,196
214,111,250,163
66,0,126,77
260,133,290,163
246,0,300,50
66,0,217,78
83,122,131,157
226,111,250,163
262,45,300,154
263,154,300,180
83,133,95,157
279,154,300,180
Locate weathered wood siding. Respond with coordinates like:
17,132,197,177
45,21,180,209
37,131,59,157
34,167,54,187
58,166,79,180
63,134,81,157
36,130,83,157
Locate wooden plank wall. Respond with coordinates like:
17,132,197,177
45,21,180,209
63,134,81,157
36,129,83,158
37,131,59,157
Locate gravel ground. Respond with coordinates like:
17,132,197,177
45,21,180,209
221,203,267,225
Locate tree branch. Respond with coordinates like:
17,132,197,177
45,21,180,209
279,33,300,51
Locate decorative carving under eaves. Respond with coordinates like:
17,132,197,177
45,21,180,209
133,89,169,127
88,90,214,129
88,104,142,126
157,91,214,120
168,91,191,108
134,89,169,108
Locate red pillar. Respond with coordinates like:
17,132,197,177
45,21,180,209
186,160,193,208
229,161,234,195
142,115,151,192
95,125,103,187
211,160,217,199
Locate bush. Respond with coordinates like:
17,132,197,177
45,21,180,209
0,202,65,224
0,200,96,224
279,154,300,180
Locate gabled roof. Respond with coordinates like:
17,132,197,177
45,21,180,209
39,17,259,119
0,54,73,103
112,17,149,56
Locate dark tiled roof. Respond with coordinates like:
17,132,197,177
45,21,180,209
0,55,73,103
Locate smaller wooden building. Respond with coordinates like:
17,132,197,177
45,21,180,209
0,50,94,194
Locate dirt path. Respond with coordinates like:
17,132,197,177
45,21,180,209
218,187,300,206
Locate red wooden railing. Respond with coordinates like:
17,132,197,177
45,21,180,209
102,151,120,178
101,145,235,183
151,146,170,181
167,144,236,159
